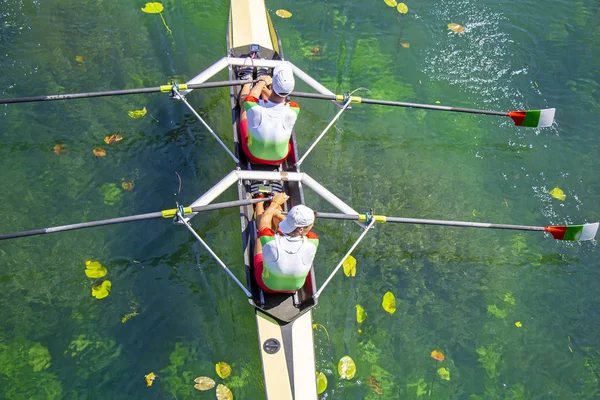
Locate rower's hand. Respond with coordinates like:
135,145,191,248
259,75,273,86
272,192,289,206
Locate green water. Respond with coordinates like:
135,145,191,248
1,0,599,398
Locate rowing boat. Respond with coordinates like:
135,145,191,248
0,1,595,398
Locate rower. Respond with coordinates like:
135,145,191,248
237,62,300,165
252,192,319,293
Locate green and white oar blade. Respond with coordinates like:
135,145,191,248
545,222,599,241
508,108,555,128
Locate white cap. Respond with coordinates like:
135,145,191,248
272,62,295,97
279,204,314,234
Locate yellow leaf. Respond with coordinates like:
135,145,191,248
194,376,216,390
338,355,356,380
216,361,232,379
343,255,357,277
316,371,328,394
430,350,445,361
128,107,147,119
437,367,450,380
91,280,112,299
448,23,465,33
356,304,366,324
141,2,164,14
549,187,566,201
93,148,107,157
397,3,408,13
515,321,522,328
145,372,157,386
121,180,135,191
367,375,384,395
85,260,107,278
275,9,292,18
384,0,398,6
75,55,85,63
216,384,233,400
382,291,396,314
104,134,123,144
435,100,441,104
400,41,410,48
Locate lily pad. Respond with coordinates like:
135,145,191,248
316,371,327,394
194,376,215,390
85,261,107,278
141,2,163,13
91,280,112,299
356,304,366,323
437,367,450,380
384,0,398,6
343,255,357,277
397,3,408,13
216,383,233,400
216,361,232,379
275,9,292,18
382,291,396,314
338,355,356,380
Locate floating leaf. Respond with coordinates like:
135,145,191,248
93,148,106,157
549,187,566,201
216,361,232,379
128,107,147,119
430,350,445,361
338,355,356,380
515,321,522,328
275,9,292,18
194,376,216,391
397,3,408,13
316,372,328,394
104,134,123,144
448,23,465,33
384,0,398,6
216,384,233,400
367,375,384,395
53,144,66,156
75,55,85,63
121,179,135,191
91,280,112,299
356,304,366,324
85,260,107,278
437,367,450,381
145,372,157,386
343,255,357,277
121,311,139,323
382,291,396,314
400,41,410,48
141,2,163,13
310,46,321,55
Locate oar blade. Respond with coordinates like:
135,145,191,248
508,108,555,128
544,222,599,241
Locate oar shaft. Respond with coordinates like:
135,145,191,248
313,212,545,232
0,80,255,105
0,197,269,241
288,91,507,117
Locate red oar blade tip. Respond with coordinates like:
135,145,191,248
544,222,599,241
508,108,555,128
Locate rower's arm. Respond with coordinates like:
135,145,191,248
258,193,289,230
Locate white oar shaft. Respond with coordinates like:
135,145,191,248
172,87,239,164
177,213,252,298
296,98,352,167
315,218,376,298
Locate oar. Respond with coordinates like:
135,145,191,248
0,79,257,105
289,91,555,128
0,197,270,241
312,212,598,241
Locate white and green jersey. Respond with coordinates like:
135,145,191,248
244,95,300,161
258,227,319,291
